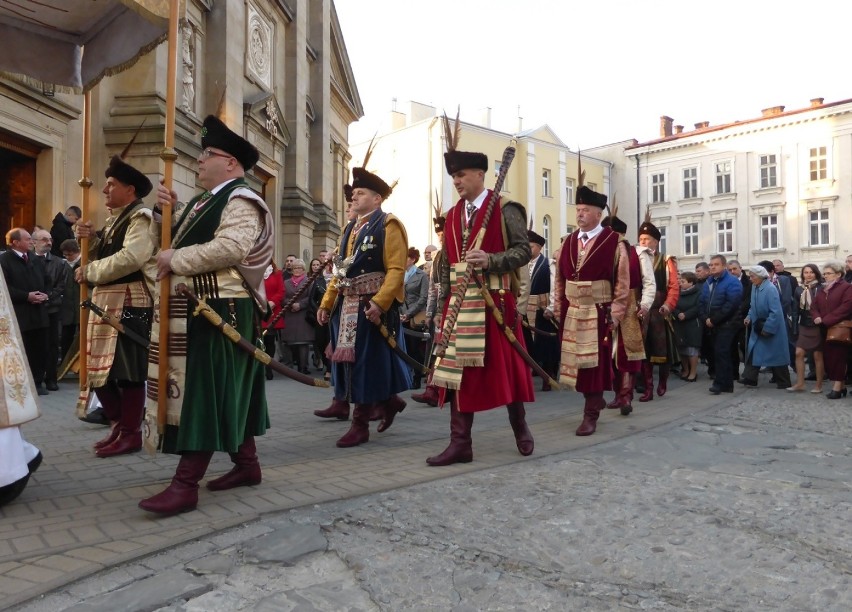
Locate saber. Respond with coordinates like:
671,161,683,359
81,300,150,348
470,271,563,390
370,317,430,375
263,247,338,335
175,284,329,388
520,317,560,338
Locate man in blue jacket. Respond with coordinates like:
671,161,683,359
699,254,743,394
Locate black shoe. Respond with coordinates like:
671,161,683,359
708,385,733,395
78,407,110,426
738,379,758,387
769,376,777,384
707,368,715,378
826,388,848,399
46,381,59,391
36,384,49,396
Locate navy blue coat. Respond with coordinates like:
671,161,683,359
698,270,743,329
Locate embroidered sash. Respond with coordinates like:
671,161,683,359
331,272,385,363
560,279,612,388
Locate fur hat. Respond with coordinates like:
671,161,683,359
442,107,488,175
527,229,545,246
105,156,152,199
602,215,627,234
201,115,260,170
638,207,661,241
576,185,607,209
343,184,353,203
351,167,392,199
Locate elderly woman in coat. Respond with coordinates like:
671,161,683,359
811,260,852,399
401,247,429,389
741,265,791,388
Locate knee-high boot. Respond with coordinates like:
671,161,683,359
92,384,122,449
618,372,635,415
207,436,262,491
506,402,534,456
576,393,605,436
336,404,370,447
377,394,407,433
138,451,213,515
412,384,439,406
657,364,670,397
96,385,145,458
639,362,654,402
313,398,350,420
607,370,623,408
426,399,474,466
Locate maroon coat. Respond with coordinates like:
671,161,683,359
810,279,852,381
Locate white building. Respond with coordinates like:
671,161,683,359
592,97,852,271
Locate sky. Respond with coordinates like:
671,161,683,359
335,0,850,150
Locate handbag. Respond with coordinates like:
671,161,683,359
826,320,852,345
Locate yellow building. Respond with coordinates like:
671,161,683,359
350,102,610,259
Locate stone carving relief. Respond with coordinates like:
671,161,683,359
180,22,196,114
247,5,273,90
264,98,280,137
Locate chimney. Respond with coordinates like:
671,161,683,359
810,97,824,108
694,121,710,130
480,107,492,129
674,125,684,134
660,115,673,137
760,106,785,117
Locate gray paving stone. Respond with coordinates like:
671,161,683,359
239,520,327,566
63,572,212,612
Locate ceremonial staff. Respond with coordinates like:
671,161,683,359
436,145,515,357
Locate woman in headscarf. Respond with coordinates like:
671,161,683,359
811,260,852,399
740,265,791,389
787,263,824,393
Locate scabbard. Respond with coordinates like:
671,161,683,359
81,300,150,349
372,318,430,375
175,284,329,388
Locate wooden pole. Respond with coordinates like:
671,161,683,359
157,0,180,431
77,91,93,390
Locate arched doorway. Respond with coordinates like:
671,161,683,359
0,131,40,237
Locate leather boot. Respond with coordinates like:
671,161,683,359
619,372,635,416
412,384,439,407
336,404,370,447
207,436,262,491
506,402,534,456
657,364,670,397
313,398,350,420
96,385,144,458
607,370,623,408
369,403,384,421
638,362,654,402
576,393,604,436
138,451,213,515
94,384,122,423
377,394,406,433
93,422,120,450
426,402,474,466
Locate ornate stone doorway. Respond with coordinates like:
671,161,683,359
0,131,40,236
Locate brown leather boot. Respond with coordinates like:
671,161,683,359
377,394,406,433
657,364,670,397
336,404,370,447
207,436,262,491
96,385,145,458
638,362,654,402
506,402,534,456
607,370,623,408
427,401,474,466
313,398,350,420
619,372,635,416
576,393,605,436
138,451,213,515
411,384,439,407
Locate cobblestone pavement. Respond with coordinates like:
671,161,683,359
4,370,851,611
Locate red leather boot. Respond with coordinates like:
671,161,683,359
92,384,122,450
336,404,370,447
377,394,407,433
607,370,623,409
618,372,635,415
426,400,474,466
576,393,605,436
638,362,654,402
506,402,534,456
93,423,120,450
138,451,213,515
313,398,350,420
412,384,439,407
657,364,670,397
96,385,145,458
207,436,262,491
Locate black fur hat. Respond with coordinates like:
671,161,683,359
201,115,259,170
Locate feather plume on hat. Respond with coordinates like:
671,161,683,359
441,106,461,155
432,189,446,233
351,132,393,198
106,119,153,198
442,107,488,174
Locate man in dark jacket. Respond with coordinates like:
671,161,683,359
33,229,68,390
727,259,751,380
699,254,742,395
49,206,81,257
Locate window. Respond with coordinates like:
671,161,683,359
809,146,827,181
542,216,551,257
659,226,667,254
587,182,597,192
759,154,777,188
651,173,666,203
494,159,509,191
809,209,829,246
542,169,551,197
716,219,733,253
565,177,575,204
760,214,778,249
715,161,732,194
683,223,699,255
682,167,698,199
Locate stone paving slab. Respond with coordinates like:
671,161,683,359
1,370,769,609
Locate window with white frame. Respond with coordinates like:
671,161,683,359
760,214,778,249
716,219,733,253
542,215,551,257
659,226,667,254
715,161,732,194
682,167,698,199
542,169,552,197
809,146,827,181
809,209,830,246
759,154,777,188
683,223,699,255
651,173,666,203
565,178,575,204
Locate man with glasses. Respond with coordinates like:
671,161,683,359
140,114,274,515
